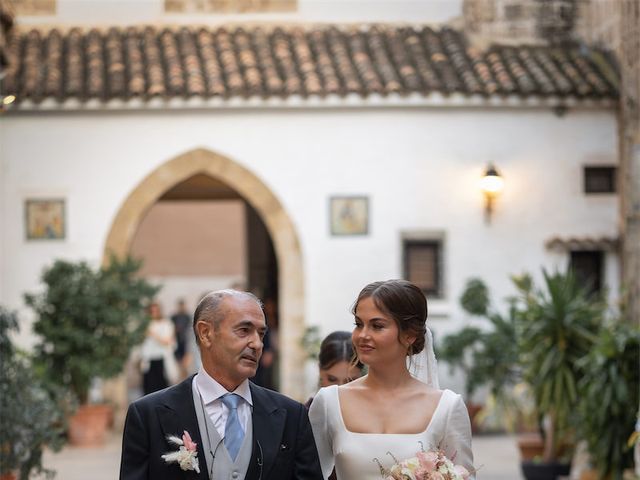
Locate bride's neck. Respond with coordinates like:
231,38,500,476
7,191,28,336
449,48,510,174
365,363,413,390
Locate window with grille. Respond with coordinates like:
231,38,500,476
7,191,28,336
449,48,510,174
403,240,442,298
569,250,603,296
584,166,616,194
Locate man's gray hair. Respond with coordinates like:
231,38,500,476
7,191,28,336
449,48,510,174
192,289,263,346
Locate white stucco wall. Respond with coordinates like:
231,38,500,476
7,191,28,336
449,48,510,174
0,105,619,366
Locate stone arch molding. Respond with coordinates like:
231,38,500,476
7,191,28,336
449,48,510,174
103,148,306,399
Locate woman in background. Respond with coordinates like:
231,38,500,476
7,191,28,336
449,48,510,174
140,302,177,395
306,330,365,408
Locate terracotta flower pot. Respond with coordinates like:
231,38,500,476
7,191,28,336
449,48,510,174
68,404,112,447
0,472,17,480
517,432,545,461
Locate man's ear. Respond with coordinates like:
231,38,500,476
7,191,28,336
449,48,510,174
196,320,214,348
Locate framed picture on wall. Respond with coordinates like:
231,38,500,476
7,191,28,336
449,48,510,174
330,196,369,236
25,199,66,240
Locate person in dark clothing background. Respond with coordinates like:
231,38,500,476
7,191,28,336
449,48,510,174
170,298,192,379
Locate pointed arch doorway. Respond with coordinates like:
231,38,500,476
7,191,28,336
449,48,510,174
103,148,306,402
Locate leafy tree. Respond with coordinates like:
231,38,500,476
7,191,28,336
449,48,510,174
0,307,68,480
438,278,519,401
25,255,159,403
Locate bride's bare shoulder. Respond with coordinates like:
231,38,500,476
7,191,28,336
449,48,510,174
411,379,444,399
338,376,368,391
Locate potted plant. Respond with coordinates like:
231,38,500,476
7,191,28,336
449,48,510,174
513,269,603,480
24,255,158,446
575,320,639,480
438,278,519,432
0,307,68,480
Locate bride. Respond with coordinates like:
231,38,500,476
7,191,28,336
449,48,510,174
309,280,474,479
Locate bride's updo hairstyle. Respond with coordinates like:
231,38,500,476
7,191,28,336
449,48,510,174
352,279,428,355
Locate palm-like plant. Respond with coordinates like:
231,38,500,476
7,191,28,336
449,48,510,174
514,270,603,462
576,321,639,480
439,278,519,402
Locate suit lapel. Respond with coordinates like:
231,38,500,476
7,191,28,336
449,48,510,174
157,376,209,480
248,383,286,480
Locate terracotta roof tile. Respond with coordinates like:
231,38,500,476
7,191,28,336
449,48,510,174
385,28,421,92
160,28,185,96
326,27,361,94
486,48,518,94
66,28,85,98
546,236,619,251
42,29,63,99
308,28,341,95
217,28,244,97
22,30,43,100
568,49,613,96
196,29,225,96
125,27,146,97
550,47,593,97
349,29,383,95
273,27,302,96
516,47,556,95
86,29,105,99
290,28,321,96
1,31,20,94
0,24,618,105
531,47,573,95
423,27,461,93
439,29,482,95
499,46,537,95
105,28,126,98
365,27,401,94
403,28,439,93
144,27,166,97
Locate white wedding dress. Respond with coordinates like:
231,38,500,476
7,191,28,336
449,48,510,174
309,385,474,480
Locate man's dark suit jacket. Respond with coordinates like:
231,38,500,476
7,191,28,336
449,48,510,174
119,376,324,480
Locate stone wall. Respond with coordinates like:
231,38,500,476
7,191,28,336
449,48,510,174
618,0,640,323
12,0,55,15
164,0,295,13
463,0,582,46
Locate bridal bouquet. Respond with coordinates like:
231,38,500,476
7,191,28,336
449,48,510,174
375,447,471,480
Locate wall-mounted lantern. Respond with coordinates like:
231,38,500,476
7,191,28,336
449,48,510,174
479,163,504,224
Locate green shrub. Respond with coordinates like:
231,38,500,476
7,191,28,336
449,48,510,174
25,255,159,403
0,307,68,480
576,322,640,479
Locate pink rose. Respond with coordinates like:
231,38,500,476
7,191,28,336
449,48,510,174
414,467,431,479
454,465,470,479
182,430,197,452
417,451,438,470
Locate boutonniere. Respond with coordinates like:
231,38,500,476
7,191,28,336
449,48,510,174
161,430,201,473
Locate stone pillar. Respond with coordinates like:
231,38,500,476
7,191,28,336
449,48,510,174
619,0,640,325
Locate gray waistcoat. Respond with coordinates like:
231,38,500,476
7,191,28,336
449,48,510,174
192,382,253,480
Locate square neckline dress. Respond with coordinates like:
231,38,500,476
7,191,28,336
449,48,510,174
309,384,474,480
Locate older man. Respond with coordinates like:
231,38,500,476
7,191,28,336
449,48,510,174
120,290,323,480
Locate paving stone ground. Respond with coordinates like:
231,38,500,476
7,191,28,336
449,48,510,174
42,431,524,479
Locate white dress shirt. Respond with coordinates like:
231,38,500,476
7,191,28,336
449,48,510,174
194,368,253,439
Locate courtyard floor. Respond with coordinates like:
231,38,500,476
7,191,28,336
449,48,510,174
42,431,524,479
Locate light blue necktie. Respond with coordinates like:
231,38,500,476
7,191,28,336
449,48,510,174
221,393,244,461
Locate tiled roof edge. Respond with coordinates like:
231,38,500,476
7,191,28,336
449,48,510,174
0,23,620,110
